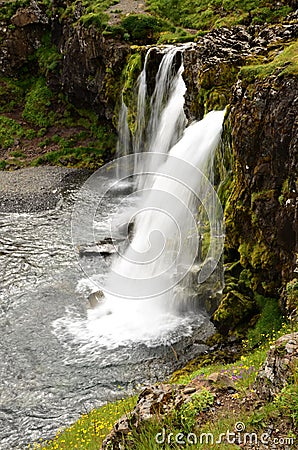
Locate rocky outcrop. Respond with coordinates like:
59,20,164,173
11,2,48,27
0,1,130,119
224,68,297,305
1,3,297,119
0,2,48,75
57,25,130,119
182,23,298,120
254,332,298,400
101,376,235,449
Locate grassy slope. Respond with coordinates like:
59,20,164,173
28,321,297,449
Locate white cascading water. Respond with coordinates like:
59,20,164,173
60,46,225,349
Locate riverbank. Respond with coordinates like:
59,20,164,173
0,166,91,213
29,322,298,450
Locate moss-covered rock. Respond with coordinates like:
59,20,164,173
212,290,256,335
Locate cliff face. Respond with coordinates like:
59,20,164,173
0,2,130,120
228,74,297,285
223,69,297,318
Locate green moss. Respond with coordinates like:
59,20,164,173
80,11,109,29
31,122,116,169
0,78,26,113
240,40,298,81
31,146,104,169
278,178,290,205
251,189,275,208
22,77,55,128
120,51,144,132
246,294,283,348
36,34,62,77
238,239,275,271
213,289,256,334
197,64,239,115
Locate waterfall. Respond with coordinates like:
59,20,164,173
69,46,225,348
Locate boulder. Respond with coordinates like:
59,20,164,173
254,332,298,400
11,4,48,27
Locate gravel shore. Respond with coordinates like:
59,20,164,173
0,166,91,213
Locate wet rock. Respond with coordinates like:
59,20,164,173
182,22,298,120
254,332,298,400
225,71,298,300
78,238,118,258
88,290,104,309
212,290,256,335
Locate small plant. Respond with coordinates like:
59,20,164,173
9,150,26,158
174,388,214,433
274,381,298,427
36,34,62,76
0,116,31,149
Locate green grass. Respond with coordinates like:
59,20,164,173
147,0,293,32
29,396,137,449
29,321,298,449
246,294,283,348
0,115,35,149
31,146,105,169
30,121,116,169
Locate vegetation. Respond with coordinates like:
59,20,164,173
28,396,137,449
240,40,298,81
28,321,297,449
22,78,55,127
0,116,35,149
121,14,173,43
147,0,293,32
0,74,117,170
0,0,30,21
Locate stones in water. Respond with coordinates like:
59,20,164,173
78,238,118,258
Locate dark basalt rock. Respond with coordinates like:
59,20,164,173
226,74,297,300
78,238,118,258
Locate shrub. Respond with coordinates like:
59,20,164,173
121,14,171,42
